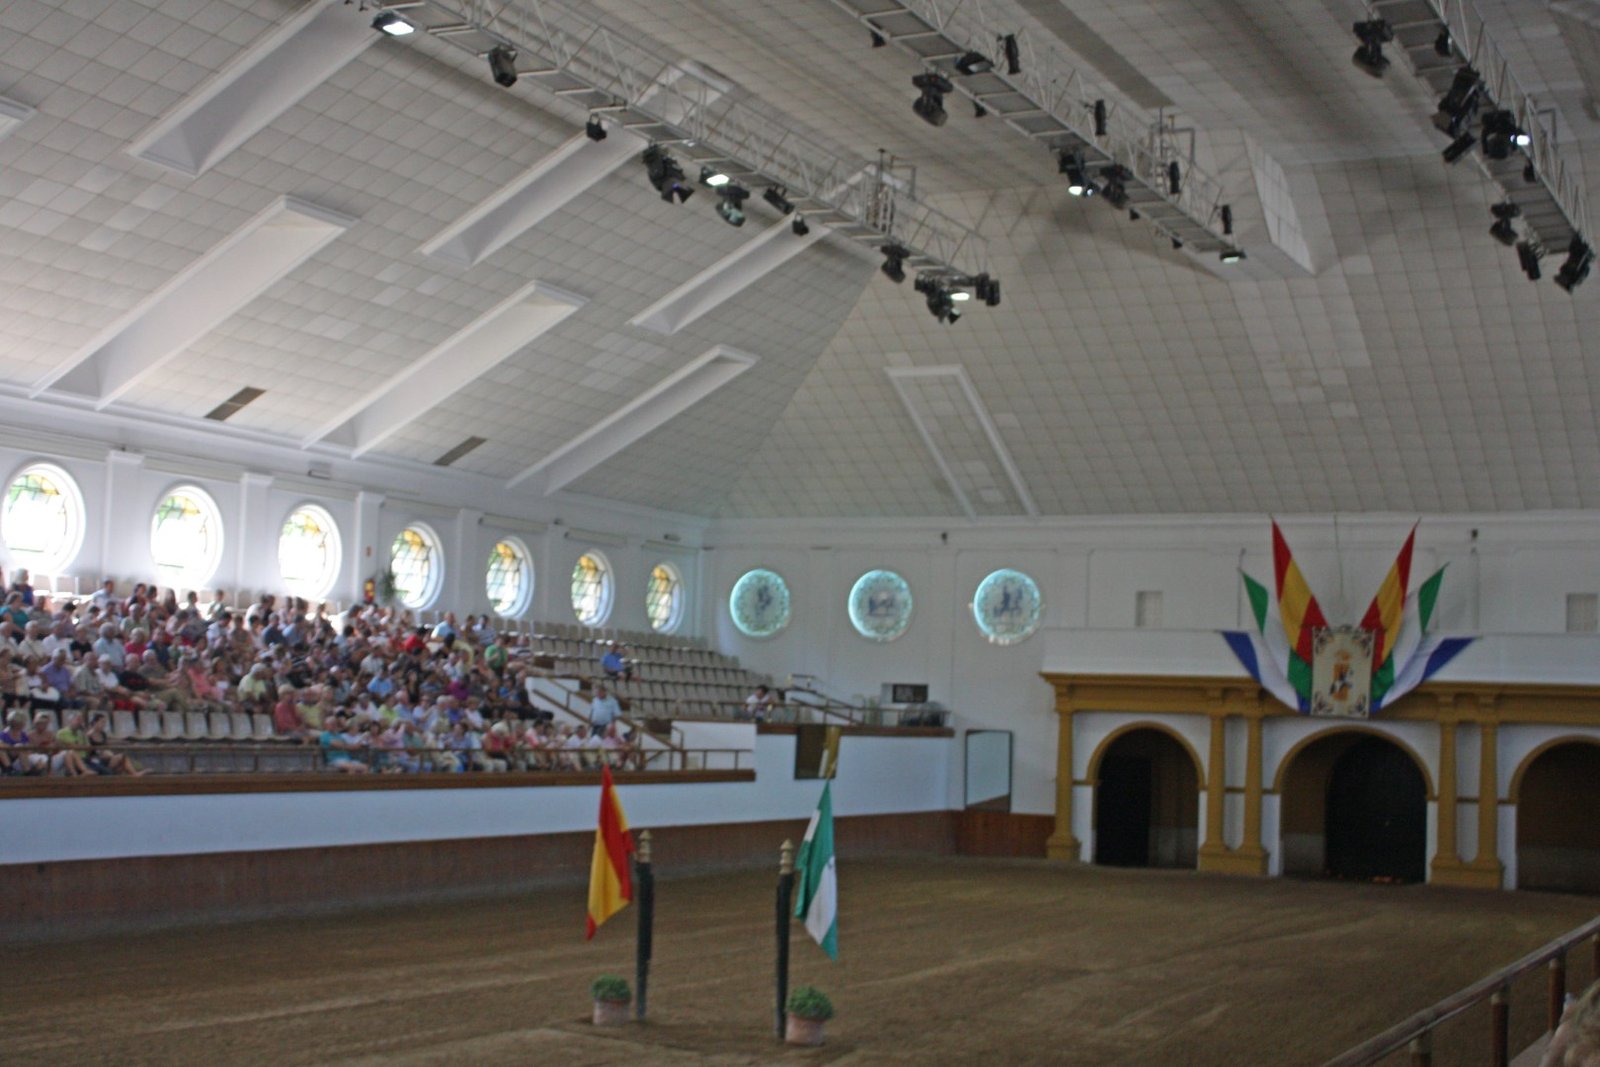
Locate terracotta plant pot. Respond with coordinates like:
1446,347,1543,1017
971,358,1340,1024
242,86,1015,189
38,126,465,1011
785,1013,827,1046
592,998,631,1026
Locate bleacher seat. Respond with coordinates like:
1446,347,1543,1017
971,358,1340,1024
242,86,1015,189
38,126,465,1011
135,709,162,740
160,711,185,740
184,711,210,740
229,711,253,741
111,710,138,740
207,711,232,741
252,713,275,741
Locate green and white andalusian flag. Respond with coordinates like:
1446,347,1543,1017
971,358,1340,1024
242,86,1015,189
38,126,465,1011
793,781,838,960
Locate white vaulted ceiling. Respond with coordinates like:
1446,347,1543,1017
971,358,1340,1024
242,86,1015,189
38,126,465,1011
0,0,1595,520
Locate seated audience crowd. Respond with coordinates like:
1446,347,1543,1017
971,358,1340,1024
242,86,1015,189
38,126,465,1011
0,568,643,776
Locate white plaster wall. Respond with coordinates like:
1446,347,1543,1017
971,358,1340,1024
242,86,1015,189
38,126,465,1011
0,732,951,864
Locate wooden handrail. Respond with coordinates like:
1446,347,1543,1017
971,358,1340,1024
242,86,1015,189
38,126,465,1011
1323,915,1600,1066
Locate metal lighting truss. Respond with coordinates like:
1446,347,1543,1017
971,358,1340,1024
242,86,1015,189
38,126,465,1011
372,0,989,283
1367,0,1588,258
829,0,1242,255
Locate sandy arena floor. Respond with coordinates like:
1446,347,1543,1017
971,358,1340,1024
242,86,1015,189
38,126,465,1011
12,857,1598,1066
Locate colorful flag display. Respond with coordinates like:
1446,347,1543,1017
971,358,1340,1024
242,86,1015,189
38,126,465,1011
793,782,838,960
586,764,634,940
1222,525,1473,717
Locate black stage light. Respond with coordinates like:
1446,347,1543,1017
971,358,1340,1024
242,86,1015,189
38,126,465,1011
1351,19,1393,77
1220,249,1245,263
1172,237,1183,250
1524,161,1537,183
1167,160,1181,196
792,215,809,236
1093,99,1107,137
912,72,953,127
1099,164,1131,210
1003,34,1020,74
1516,240,1543,281
642,146,692,203
1221,204,1234,235
1058,151,1093,196
880,243,908,283
585,116,607,142
1480,109,1527,160
372,12,414,35
955,51,993,75
1434,67,1482,136
1556,238,1593,293
974,100,988,118
714,183,750,227
763,186,794,215
1434,29,1452,56
1489,201,1519,247
972,273,1001,307
488,46,518,88
871,30,886,47
1442,131,1476,164
1129,208,1140,220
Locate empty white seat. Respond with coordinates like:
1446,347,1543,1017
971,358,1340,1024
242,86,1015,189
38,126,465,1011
185,710,210,740
207,710,232,740
252,713,274,741
229,711,253,740
135,709,162,739
111,710,138,740
161,711,186,740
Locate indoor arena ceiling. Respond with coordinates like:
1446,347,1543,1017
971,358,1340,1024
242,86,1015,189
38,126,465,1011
0,0,1596,519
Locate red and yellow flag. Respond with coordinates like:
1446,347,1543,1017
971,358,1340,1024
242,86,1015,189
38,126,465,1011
585,764,634,940
1272,521,1327,661
1360,525,1416,669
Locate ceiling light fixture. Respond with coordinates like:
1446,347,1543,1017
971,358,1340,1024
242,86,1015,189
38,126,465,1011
1058,151,1093,196
914,273,961,323
1167,160,1181,196
1556,238,1593,292
642,145,693,204
714,183,750,227
1093,99,1107,138
1351,19,1393,77
1434,67,1483,137
1099,164,1131,210
1434,28,1453,56
973,100,988,118
871,30,887,48
880,243,908,283
1221,204,1234,236
1489,201,1520,246
1516,239,1543,281
488,45,518,87
1442,131,1477,164
372,12,413,35
1003,34,1020,75
698,165,730,188
912,72,954,127
792,215,809,236
972,273,1001,306
585,116,607,141
1219,249,1245,263
954,51,994,75
1480,110,1523,160
762,186,794,215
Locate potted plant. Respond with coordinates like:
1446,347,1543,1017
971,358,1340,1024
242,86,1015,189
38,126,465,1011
590,975,631,1026
785,985,834,1046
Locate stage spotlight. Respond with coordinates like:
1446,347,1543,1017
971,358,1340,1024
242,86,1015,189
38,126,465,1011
642,146,692,204
1058,151,1093,196
372,12,414,35
1556,238,1593,293
955,51,993,75
912,72,953,127
974,101,988,118
1434,67,1482,136
1434,29,1453,56
871,30,886,48
1351,19,1393,77
1481,110,1523,160
1099,164,1131,210
1221,204,1234,235
1219,249,1245,263
1516,240,1542,281
915,275,961,323
1442,131,1476,164
585,116,607,141
792,215,809,236
488,46,518,88
1167,160,1181,196
1171,237,1183,250
880,243,908,283
699,165,730,188
1093,99,1107,137
1128,208,1140,221
1003,34,1021,74
1524,161,1537,183
714,183,749,227
972,273,1001,307
763,186,794,215
1489,202,1520,247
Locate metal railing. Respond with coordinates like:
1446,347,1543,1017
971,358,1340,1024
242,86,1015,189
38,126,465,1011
1323,917,1600,1066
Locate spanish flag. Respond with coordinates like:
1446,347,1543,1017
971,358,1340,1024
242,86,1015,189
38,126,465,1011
1272,520,1327,661
586,764,634,940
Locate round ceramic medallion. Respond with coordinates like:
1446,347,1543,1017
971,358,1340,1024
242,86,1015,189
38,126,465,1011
847,569,913,641
730,568,792,638
972,568,1043,645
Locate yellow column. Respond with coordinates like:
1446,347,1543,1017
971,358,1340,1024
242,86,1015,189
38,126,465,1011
1046,708,1080,860
1430,720,1461,878
1199,714,1228,859
1470,720,1504,881
1237,714,1268,869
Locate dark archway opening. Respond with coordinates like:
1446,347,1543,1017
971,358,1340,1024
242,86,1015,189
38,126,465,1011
1093,729,1199,869
1280,732,1426,883
1517,743,1600,894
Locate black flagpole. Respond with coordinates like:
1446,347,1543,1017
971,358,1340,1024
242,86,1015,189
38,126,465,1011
775,838,795,1039
635,830,654,1021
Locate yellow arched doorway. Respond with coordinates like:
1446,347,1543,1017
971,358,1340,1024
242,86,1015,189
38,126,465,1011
1089,725,1202,869
1278,730,1430,883
1514,739,1600,894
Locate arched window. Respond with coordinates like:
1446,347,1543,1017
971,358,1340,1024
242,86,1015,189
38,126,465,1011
278,505,341,602
390,525,443,609
646,562,685,634
150,485,224,591
2,463,85,575
487,538,533,617
570,551,613,625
